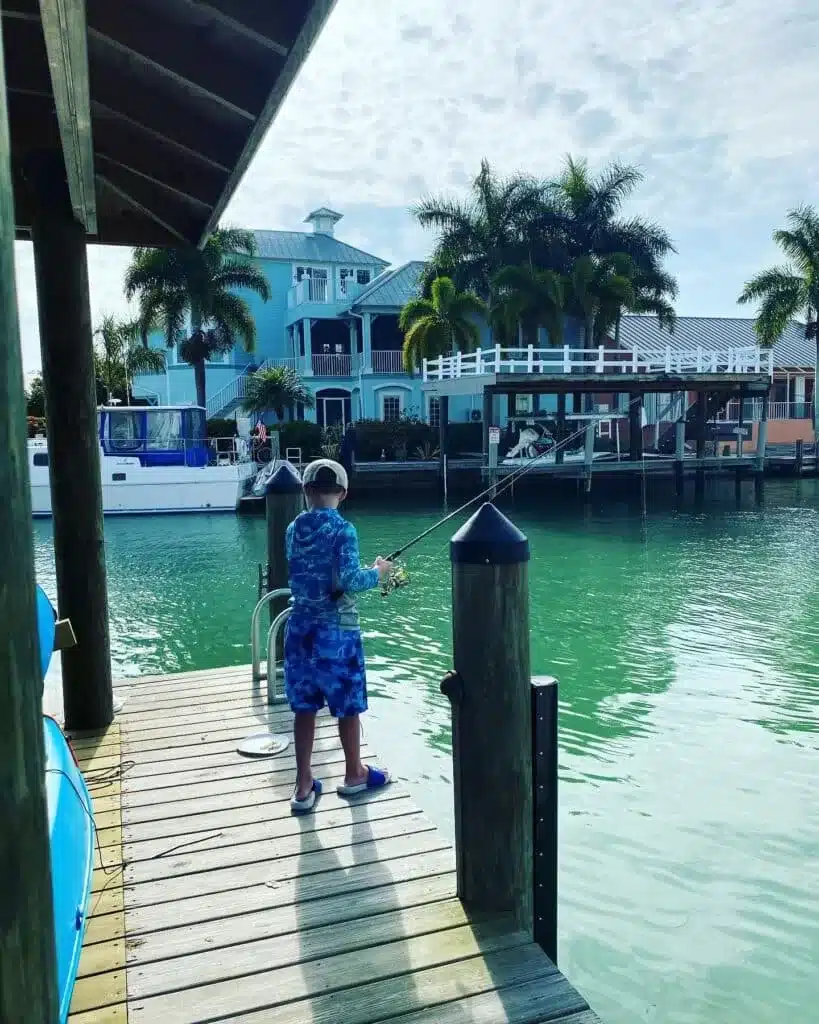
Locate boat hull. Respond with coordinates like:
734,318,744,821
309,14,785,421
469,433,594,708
44,716,95,1023
30,445,254,516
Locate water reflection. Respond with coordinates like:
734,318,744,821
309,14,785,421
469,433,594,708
31,477,819,1024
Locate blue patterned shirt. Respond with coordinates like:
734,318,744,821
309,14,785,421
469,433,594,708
286,508,379,628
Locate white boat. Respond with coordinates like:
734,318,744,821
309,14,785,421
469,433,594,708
29,405,255,516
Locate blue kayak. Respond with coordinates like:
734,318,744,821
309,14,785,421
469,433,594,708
37,585,95,1023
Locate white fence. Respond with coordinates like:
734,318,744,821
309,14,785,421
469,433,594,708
371,349,403,373
422,345,774,381
311,353,354,376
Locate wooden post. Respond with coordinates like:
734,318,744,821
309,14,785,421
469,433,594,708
694,393,706,499
756,394,768,477
438,394,449,488
29,152,112,731
443,503,532,930
583,420,594,500
532,676,558,963
737,388,745,460
674,419,685,497
555,393,566,465
265,462,303,641
482,389,492,455
795,438,804,475
0,44,60,1021
628,391,642,462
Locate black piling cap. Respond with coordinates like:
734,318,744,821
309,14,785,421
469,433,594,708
265,461,303,495
450,502,529,565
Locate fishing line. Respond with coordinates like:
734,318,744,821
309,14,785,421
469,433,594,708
384,392,647,565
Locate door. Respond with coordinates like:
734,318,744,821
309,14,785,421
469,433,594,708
316,390,352,430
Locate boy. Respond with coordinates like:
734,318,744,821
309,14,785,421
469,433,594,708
284,458,393,814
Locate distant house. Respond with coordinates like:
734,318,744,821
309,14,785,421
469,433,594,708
132,212,815,444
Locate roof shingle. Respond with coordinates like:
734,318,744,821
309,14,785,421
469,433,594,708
350,261,425,310
250,230,389,266
617,315,813,370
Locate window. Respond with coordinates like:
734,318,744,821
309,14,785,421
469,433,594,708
339,268,372,295
428,397,441,428
108,411,143,452
112,473,127,482
146,409,182,450
513,394,533,415
294,266,328,282
382,395,401,422
33,452,49,467
357,269,371,285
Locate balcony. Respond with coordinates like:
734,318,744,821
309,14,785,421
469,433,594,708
287,277,368,310
311,353,356,376
371,349,404,374
719,400,812,422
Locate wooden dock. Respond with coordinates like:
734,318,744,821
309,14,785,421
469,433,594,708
67,664,600,1024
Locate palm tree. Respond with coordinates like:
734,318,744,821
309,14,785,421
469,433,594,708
412,160,544,300
565,254,634,351
94,314,166,404
399,276,487,373
738,205,819,346
549,156,677,334
490,264,564,347
241,366,315,421
124,227,271,409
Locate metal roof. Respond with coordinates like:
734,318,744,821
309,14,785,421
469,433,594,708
351,260,425,310
251,230,389,266
4,0,336,246
618,315,813,371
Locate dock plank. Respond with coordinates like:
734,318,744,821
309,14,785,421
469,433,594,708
69,664,599,1024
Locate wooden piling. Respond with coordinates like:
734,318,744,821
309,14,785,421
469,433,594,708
583,421,594,500
438,394,449,491
265,462,303,640
482,390,492,455
555,393,566,465
444,503,533,930
694,394,706,499
795,438,804,474
628,391,643,463
532,676,559,963
674,419,685,497
30,152,113,731
0,54,59,1021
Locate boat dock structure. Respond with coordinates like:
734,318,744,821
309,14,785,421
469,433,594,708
68,663,600,1024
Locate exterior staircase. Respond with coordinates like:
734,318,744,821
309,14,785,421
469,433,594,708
205,360,273,420
655,391,734,453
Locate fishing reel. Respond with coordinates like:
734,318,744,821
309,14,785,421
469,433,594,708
380,563,410,597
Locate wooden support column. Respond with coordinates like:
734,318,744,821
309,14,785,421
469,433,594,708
674,419,685,497
0,46,60,1021
30,152,113,732
482,389,493,455
265,463,303,637
756,394,768,475
694,394,707,499
444,504,533,931
737,388,745,460
583,420,594,500
532,676,558,963
438,394,449,499
555,393,566,465
628,391,642,462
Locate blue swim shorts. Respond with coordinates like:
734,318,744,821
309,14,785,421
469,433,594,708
283,615,368,718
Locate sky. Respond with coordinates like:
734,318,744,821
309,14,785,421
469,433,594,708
16,0,819,374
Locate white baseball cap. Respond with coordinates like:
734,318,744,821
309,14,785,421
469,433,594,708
302,458,349,492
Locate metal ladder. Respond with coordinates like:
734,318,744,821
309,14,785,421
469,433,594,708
250,587,292,704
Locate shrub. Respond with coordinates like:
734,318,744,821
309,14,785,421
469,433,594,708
278,420,323,458
27,416,46,438
321,423,343,459
354,417,437,460
206,417,237,438
447,421,482,454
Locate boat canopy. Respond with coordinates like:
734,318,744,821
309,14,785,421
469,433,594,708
98,406,207,467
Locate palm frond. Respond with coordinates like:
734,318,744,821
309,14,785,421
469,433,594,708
398,297,435,331
210,291,257,352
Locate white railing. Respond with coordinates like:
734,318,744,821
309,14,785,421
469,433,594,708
205,358,298,420
421,344,775,381
371,349,403,373
311,353,354,376
719,400,812,422
287,277,330,308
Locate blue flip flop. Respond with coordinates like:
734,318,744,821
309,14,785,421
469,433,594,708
290,778,322,815
337,766,391,797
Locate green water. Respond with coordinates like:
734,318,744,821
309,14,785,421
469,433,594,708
34,480,819,1024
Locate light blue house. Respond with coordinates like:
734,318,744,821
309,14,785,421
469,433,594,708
133,207,486,430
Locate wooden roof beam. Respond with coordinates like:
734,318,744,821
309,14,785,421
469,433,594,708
85,0,269,122
96,174,188,244
36,0,97,232
200,0,337,242
175,0,289,56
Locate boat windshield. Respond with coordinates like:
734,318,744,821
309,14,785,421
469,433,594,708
146,409,183,450
109,410,143,453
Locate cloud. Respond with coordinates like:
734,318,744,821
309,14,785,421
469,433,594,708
15,0,819,370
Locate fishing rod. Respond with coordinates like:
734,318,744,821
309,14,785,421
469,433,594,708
379,393,645,593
